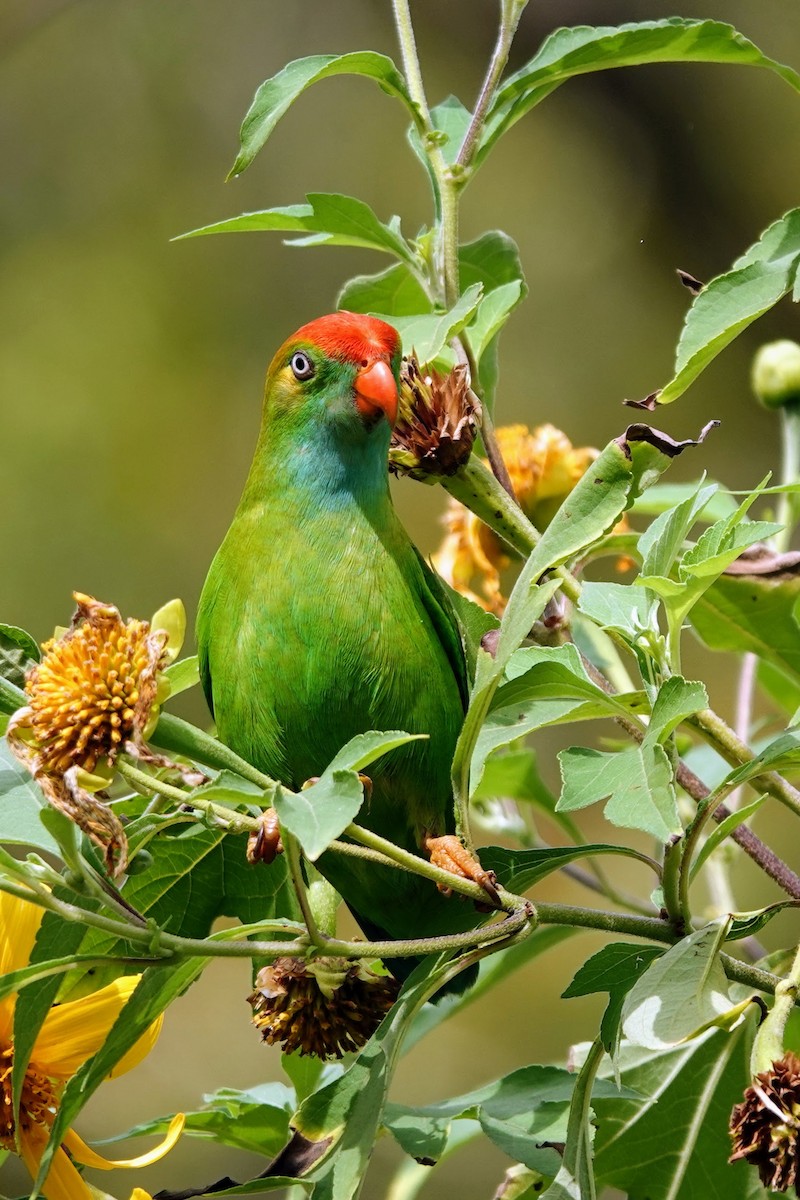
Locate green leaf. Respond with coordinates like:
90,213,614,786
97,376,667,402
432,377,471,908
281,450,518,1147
692,573,800,686
631,481,737,521
472,747,554,806
384,1064,630,1178
563,943,663,1056
0,622,40,688
470,644,629,794
479,20,800,167
180,192,414,262
377,284,483,362
79,818,299,972
690,794,769,881
458,231,527,405
276,731,422,860
230,52,417,177
275,772,364,861
459,231,527,293
558,742,681,842
659,208,800,405
466,281,524,364
578,581,659,643
337,263,431,317
620,919,737,1049
638,480,717,579
0,740,59,855
456,426,688,815
105,1083,294,1156
645,676,708,745
681,521,782,580
539,1041,604,1200
716,731,800,794
592,1018,760,1200
728,900,800,941
325,729,425,775
482,843,657,895
0,673,25,715
164,654,200,697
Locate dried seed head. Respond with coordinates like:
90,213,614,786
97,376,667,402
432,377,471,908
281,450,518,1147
730,1052,800,1193
248,957,399,1059
24,593,168,775
390,358,480,479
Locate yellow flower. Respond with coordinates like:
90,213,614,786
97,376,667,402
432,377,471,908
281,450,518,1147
0,890,184,1200
433,423,622,614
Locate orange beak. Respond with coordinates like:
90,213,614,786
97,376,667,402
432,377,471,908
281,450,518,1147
354,359,398,427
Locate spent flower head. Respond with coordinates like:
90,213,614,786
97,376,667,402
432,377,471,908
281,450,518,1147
390,357,480,479
7,593,184,874
248,956,399,1059
730,1052,800,1193
0,890,183,1200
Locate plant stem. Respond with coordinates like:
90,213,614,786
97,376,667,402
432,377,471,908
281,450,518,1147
152,711,277,792
455,0,528,171
690,707,800,819
283,830,323,947
776,407,800,553
750,938,800,1074
392,0,457,304
344,821,516,908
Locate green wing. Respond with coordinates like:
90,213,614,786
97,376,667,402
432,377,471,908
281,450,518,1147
411,546,470,710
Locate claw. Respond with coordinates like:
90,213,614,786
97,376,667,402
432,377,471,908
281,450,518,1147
424,834,502,909
247,808,283,865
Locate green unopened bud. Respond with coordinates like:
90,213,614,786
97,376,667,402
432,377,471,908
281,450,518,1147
752,340,800,411
150,598,186,663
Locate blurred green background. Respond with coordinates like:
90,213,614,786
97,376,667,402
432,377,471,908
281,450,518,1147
2,1,800,1196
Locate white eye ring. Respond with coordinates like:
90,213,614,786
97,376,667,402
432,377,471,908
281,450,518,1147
290,351,315,381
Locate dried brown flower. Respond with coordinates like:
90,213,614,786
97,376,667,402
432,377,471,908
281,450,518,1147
730,1051,800,1193
390,358,480,479
248,956,399,1059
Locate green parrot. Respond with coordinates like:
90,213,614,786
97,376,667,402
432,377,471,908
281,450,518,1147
196,311,495,969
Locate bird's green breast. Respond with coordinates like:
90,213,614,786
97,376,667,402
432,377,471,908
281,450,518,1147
197,464,465,847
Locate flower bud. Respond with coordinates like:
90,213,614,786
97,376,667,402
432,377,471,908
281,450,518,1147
752,340,800,411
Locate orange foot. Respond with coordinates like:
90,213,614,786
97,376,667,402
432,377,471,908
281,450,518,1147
424,834,502,909
247,808,283,865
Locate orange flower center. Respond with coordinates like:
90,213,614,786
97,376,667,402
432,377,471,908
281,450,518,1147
27,613,154,774
0,1044,59,1151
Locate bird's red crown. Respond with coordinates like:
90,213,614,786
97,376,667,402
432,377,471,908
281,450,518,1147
291,312,400,365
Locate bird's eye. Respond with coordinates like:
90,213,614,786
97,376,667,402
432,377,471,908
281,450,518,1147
290,351,315,381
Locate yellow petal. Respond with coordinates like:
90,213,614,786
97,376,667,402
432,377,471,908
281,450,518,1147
129,1191,154,1200
32,975,140,1076
0,890,45,1041
20,1132,95,1200
63,1113,185,1170
0,888,44,976
108,1012,163,1079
